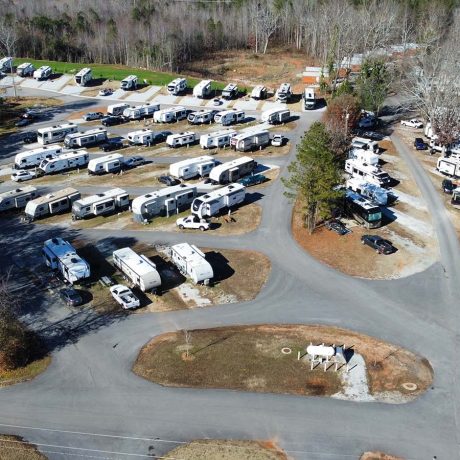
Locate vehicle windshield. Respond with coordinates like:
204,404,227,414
192,199,203,212
367,211,382,222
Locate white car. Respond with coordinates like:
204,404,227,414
271,134,284,147
83,112,104,121
176,215,210,231
11,170,37,182
110,284,140,309
98,88,113,96
401,119,423,129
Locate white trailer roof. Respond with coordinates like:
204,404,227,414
112,247,157,277
122,75,137,81
127,129,154,137
15,145,62,162
200,129,237,141
88,153,123,169
37,123,77,134
156,105,186,115
28,187,79,206
198,183,245,203
168,131,195,139
73,188,127,207
231,129,268,141
17,62,32,69
49,150,88,161
216,109,244,117
209,156,254,181
170,155,214,171
43,238,89,279
0,186,37,201
194,80,212,90
75,67,91,77
66,128,106,139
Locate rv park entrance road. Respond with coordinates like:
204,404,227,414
0,92,459,460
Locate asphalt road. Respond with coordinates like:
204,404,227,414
0,90,459,460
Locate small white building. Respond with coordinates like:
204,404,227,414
170,243,213,284
25,187,80,220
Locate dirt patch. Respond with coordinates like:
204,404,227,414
360,452,404,460
67,106,108,120
133,324,433,402
0,435,48,459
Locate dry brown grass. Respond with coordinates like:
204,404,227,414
0,435,47,460
360,452,404,460
0,356,51,388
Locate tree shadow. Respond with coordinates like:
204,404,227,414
204,251,234,283
84,77,107,87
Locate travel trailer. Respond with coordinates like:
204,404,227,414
187,109,214,125
25,188,80,220
0,56,12,72
64,128,108,148
303,87,316,109
16,62,35,77
107,103,130,116
191,183,246,218
275,83,292,102
126,129,155,146
200,129,237,149
345,159,392,187
251,85,267,100
123,103,159,120
87,153,124,175
39,150,89,175
120,75,138,90
345,190,382,229
112,247,161,292
214,109,245,126
15,145,63,169
346,178,390,206
169,156,216,180
222,83,238,100
437,157,460,178
193,80,212,98
167,77,187,95
230,130,270,152
75,68,92,86
348,148,379,167
209,156,256,184
153,106,187,123
169,243,213,284
0,186,39,212
42,238,90,284
37,123,78,145
351,137,380,153
33,65,52,80
261,108,290,125
72,188,129,219
166,132,196,148
131,184,197,222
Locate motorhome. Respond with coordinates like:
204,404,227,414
169,156,216,180
230,130,270,152
0,56,12,72
131,184,197,222
345,159,392,187
209,156,256,184
214,109,245,126
424,122,434,139
348,148,379,167
261,108,290,125
123,103,159,120
15,145,63,169
303,87,316,109
72,188,129,219
42,238,90,284
64,128,108,149
126,129,155,146
39,150,89,175
33,65,52,80
25,188,80,220
222,83,238,100
251,85,267,100
169,243,213,284
87,153,124,175
200,129,237,149
112,247,161,292
0,186,39,212
346,178,390,206
191,183,246,218
437,157,460,178
153,106,187,123
107,103,130,116
187,109,214,125
351,137,379,153
193,80,212,98
167,77,187,95
16,62,35,77
37,123,79,145
120,75,138,90
75,68,92,86
166,132,196,148
275,83,292,102
345,190,382,229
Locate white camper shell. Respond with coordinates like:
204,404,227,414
112,247,161,292
187,109,214,125
64,128,108,148
167,78,187,95
42,238,90,284
75,68,92,86
123,103,159,120
15,145,63,169
261,108,290,125
0,186,39,212
107,103,130,116
87,153,124,175
16,62,35,77
127,129,155,146
72,188,129,219
276,83,292,102
214,109,245,126
169,156,216,180
222,83,238,100
303,87,316,109
230,130,270,152
351,137,379,153
348,148,379,167
166,132,196,148
209,156,256,184
251,85,267,100
120,75,138,90
200,129,237,149
33,65,52,80
170,243,213,284
153,106,187,123
191,183,246,218
193,80,212,98
437,157,460,178
37,123,78,145
25,188,80,220
0,57,12,72
131,184,197,222
39,150,89,175
345,159,392,187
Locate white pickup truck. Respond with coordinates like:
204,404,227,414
110,284,140,309
176,215,210,231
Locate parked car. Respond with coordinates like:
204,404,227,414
60,288,83,307
0,71,6,79
99,140,124,152
176,215,210,231
271,134,285,147
325,219,349,235
401,119,423,128
11,170,37,182
83,112,104,121
22,131,38,144
356,130,384,141
237,174,266,187
414,137,428,150
110,284,140,310
442,179,457,194
98,88,113,96
151,131,173,144
158,175,180,186
15,118,33,127
101,115,125,126
213,98,222,106
123,156,145,169
358,116,376,129
361,235,395,254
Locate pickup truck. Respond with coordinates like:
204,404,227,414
110,284,140,309
176,215,210,231
237,174,266,187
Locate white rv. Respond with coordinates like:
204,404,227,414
15,145,63,169
16,62,35,77
187,109,214,125
167,77,187,95
345,159,392,187
169,156,216,180
191,183,246,218
222,83,238,100
424,122,434,139
214,109,245,126
87,153,124,175
209,156,256,184
37,123,79,145
33,65,52,80
200,129,237,149
112,247,161,292
0,57,12,72
75,68,92,86
131,184,197,222
123,103,159,120
25,188,80,220
261,108,290,125
120,75,138,90
153,106,187,123
72,188,129,219
107,103,130,116
251,85,267,100
166,132,196,148
0,186,39,212
230,130,270,152
170,243,213,284
348,148,379,167
275,82,292,102
193,80,212,98
64,128,108,148
303,87,316,109
39,150,89,174
42,238,90,284
127,129,155,146
351,137,379,153
437,157,460,178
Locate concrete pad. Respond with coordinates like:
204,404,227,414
0,76,24,87
177,96,203,108
261,101,287,111
61,85,86,95
68,118,86,125
111,89,128,100
41,75,73,91
124,86,161,102
151,94,178,106
204,98,232,109
233,99,259,111
20,78,44,89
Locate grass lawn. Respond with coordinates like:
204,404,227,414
0,435,47,459
0,356,51,387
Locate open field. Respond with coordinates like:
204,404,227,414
133,324,433,402
0,435,47,460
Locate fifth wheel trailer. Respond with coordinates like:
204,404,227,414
193,80,212,98
75,68,92,86
214,109,245,126
64,128,108,148
33,65,52,80
72,188,129,219
38,150,89,175
260,108,290,125
169,156,216,180
169,243,213,284
230,130,270,152
209,156,256,184
187,109,214,125
0,186,39,212
87,154,124,175
120,75,138,90
127,129,155,146
200,129,237,149
437,157,460,178
153,106,187,123
25,187,80,220
167,78,187,95
191,183,246,218
107,103,130,116
15,145,63,169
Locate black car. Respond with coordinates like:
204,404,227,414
60,288,83,306
152,130,173,144
99,141,124,152
22,131,37,144
15,118,33,127
442,179,457,194
325,219,349,235
414,137,428,150
101,115,125,127
361,235,395,254
158,175,180,186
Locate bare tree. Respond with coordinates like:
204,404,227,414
0,15,18,97
183,329,192,359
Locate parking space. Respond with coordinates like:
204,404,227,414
124,86,161,102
